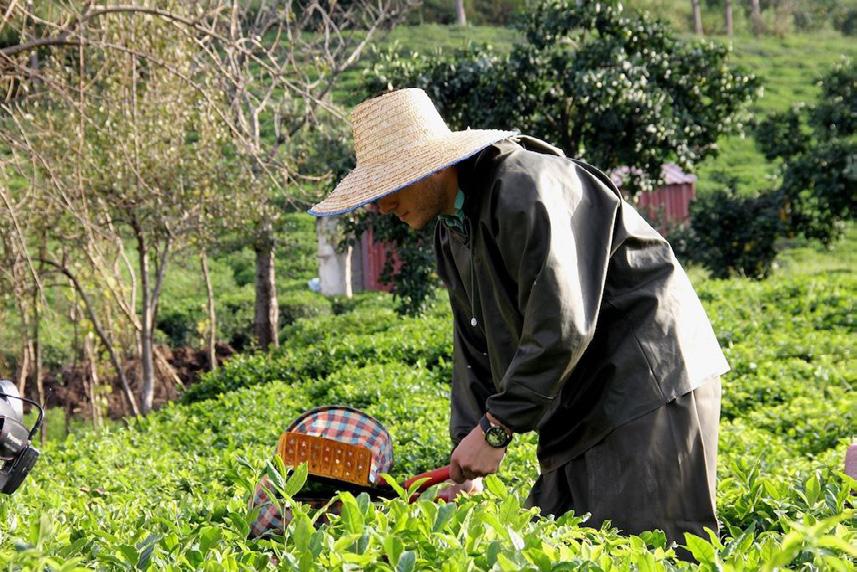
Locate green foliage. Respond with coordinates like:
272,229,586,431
2,234,857,568
470,0,529,26
368,0,759,195
181,300,451,403
278,282,332,328
790,0,843,31
754,59,857,245
672,174,785,278
341,211,441,316
835,7,857,35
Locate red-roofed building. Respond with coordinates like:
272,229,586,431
610,163,697,234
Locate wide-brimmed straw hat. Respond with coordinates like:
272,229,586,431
308,88,516,216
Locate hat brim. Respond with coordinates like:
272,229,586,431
308,129,516,217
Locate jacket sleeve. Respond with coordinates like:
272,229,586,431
484,160,621,433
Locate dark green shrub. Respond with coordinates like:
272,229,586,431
217,286,256,350
330,296,358,315
157,302,203,347
0,26,20,49
278,285,332,327
672,176,784,279
222,248,256,288
156,286,256,350
754,59,857,245
471,0,528,25
791,0,840,31
407,0,460,25
834,6,857,35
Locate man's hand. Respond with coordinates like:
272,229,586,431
449,425,506,483
436,478,484,502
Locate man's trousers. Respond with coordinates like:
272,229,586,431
525,377,721,554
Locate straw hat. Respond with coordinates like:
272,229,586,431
309,88,516,216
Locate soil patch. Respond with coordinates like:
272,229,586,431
36,343,235,419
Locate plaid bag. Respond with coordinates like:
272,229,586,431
286,406,393,484
248,475,290,539
248,406,394,538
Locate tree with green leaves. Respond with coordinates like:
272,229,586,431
359,0,759,313
754,58,856,246
370,0,759,195
674,60,855,279
671,174,785,279
0,3,253,414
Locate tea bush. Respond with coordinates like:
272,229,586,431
0,251,855,569
182,301,453,403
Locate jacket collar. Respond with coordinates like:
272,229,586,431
438,189,466,233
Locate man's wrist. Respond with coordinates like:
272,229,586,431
479,413,513,448
485,411,511,434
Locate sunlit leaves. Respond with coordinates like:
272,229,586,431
1,248,855,568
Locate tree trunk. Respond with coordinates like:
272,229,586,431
136,231,156,414
454,0,467,26
691,0,704,35
725,0,733,37
84,332,101,430
200,250,217,371
750,0,764,35
12,286,32,396
254,219,279,350
15,342,30,397
31,286,45,444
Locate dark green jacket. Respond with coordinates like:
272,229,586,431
435,137,729,473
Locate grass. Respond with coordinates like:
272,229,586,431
774,223,857,277
695,31,857,195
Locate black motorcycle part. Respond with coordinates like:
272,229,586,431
0,445,39,494
0,416,30,457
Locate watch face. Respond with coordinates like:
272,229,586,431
485,426,510,448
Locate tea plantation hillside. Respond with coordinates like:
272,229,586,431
1,230,855,569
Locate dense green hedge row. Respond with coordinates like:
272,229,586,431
0,267,854,568
181,296,451,403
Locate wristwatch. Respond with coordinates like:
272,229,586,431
479,414,513,448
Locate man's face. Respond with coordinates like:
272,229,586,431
376,168,457,230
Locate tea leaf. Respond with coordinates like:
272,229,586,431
396,550,416,572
